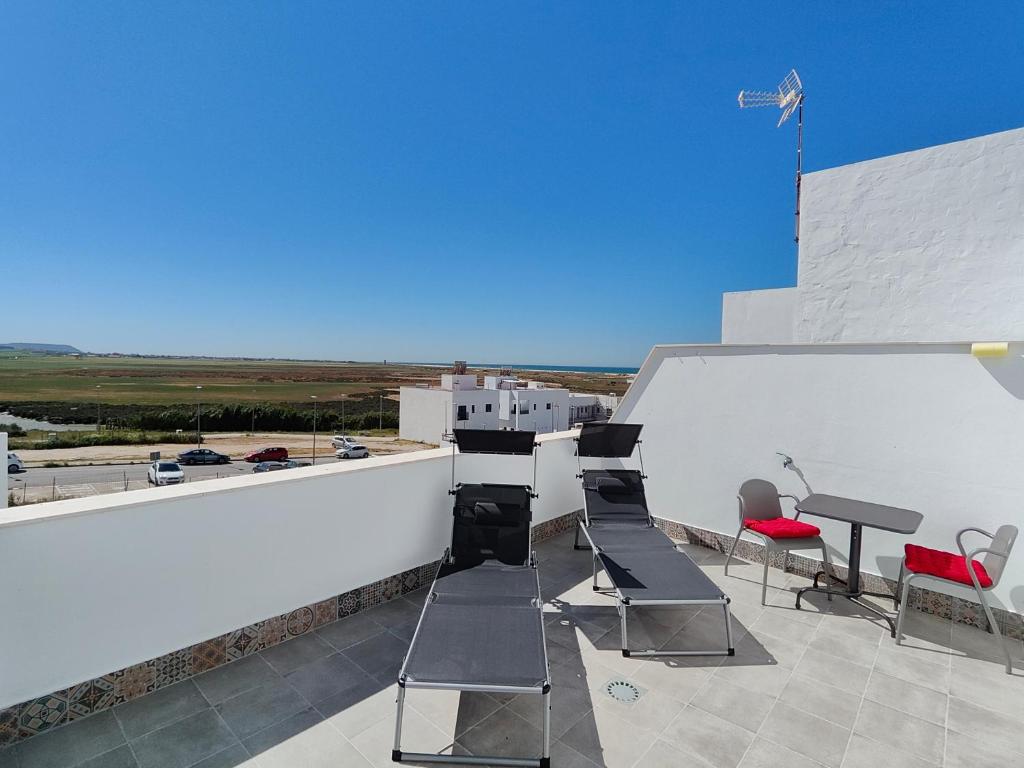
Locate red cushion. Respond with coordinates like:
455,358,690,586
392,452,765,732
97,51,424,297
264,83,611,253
904,543,993,588
744,517,821,539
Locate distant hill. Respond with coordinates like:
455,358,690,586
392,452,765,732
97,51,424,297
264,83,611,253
1,342,83,354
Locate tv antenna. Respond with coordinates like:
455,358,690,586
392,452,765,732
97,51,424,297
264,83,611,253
738,69,804,244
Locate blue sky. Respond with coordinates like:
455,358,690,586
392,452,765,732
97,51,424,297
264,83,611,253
2,2,1022,366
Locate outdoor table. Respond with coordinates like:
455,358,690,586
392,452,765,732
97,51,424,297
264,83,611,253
794,493,923,636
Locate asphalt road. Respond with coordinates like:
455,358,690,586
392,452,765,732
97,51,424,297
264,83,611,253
6,458,346,503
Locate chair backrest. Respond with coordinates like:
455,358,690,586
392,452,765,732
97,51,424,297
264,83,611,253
581,469,651,526
451,483,533,567
981,525,1018,586
737,479,783,523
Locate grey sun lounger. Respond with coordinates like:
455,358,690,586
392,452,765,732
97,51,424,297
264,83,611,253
573,423,735,658
394,429,551,768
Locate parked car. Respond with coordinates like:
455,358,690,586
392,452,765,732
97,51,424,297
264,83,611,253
330,435,361,449
244,446,288,463
7,452,24,474
176,448,231,465
335,441,369,459
252,459,311,473
148,461,184,486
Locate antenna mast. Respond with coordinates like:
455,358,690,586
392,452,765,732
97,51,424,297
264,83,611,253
738,69,805,244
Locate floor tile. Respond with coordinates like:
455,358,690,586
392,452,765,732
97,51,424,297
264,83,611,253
214,678,308,740
253,717,370,768
777,672,861,729
713,657,793,698
751,611,817,646
758,701,849,768
316,613,386,651
949,659,1024,720
114,680,208,740
947,696,1024,754
77,744,139,768
407,690,502,739
635,738,712,768
591,684,683,735
841,732,937,768
283,653,371,705
873,645,950,693
560,704,658,768
864,670,947,725
341,632,409,678
547,740,601,768
17,710,124,768
737,737,825,768
807,630,880,668
793,647,871,695
853,699,945,766
241,707,322,755
130,709,237,768
659,705,753,768
944,727,1023,768
316,679,395,740
189,743,253,768
260,633,334,675
364,597,421,629
194,656,280,705
356,703,455,768
691,677,775,733
629,658,714,704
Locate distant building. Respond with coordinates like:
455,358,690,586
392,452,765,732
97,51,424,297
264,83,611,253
399,363,607,444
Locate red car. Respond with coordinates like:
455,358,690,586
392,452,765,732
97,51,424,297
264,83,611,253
244,446,289,463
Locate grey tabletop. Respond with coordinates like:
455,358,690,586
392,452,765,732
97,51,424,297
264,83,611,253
795,493,923,534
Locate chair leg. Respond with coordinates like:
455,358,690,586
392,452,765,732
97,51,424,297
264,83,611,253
724,526,744,576
893,560,906,610
894,575,913,646
976,586,1014,675
761,549,770,606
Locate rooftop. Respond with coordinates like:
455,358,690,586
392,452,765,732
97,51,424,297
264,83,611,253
1,528,1020,768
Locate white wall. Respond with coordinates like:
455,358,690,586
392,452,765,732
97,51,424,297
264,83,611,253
795,127,1024,343
0,431,582,708
615,342,1024,613
721,287,798,344
399,387,451,444
1,431,7,510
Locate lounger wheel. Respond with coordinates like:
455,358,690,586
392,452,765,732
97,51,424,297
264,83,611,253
392,750,401,762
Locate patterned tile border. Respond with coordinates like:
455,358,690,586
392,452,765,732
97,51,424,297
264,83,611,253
652,517,1024,642
0,511,578,751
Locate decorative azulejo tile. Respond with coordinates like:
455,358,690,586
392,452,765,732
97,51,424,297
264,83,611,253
67,677,116,721
314,599,337,628
258,615,288,650
287,606,314,636
107,662,158,704
338,589,362,617
154,649,192,688
918,588,952,619
18,693,67,737
192,636,227,674
0,706,19,747
399,568,420,595
226,625,259,660
953,596,990,631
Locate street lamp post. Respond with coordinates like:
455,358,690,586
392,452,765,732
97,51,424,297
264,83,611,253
310,395,318,465
95,385,102,430
341,396,346,434
379,393,383,431
195,386,203,449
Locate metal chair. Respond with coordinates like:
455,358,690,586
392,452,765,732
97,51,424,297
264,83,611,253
895,525,1018,674
725,479,833,605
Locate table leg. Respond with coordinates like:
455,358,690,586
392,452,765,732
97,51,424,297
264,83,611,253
796,523,897,636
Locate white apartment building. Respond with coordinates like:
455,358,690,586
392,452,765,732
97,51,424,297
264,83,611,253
567,392,617,426
399,371,572,444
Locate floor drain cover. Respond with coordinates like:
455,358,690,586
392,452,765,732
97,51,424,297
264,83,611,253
604,680,640,704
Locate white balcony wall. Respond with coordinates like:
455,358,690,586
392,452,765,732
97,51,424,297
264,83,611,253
0,432,581,709
615,342,1024,612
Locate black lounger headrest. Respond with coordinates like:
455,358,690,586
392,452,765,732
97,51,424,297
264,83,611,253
596,477,631,494
473,501,503,523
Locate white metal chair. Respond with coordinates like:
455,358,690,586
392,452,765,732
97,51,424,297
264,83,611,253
895,525,1018,674
725,479,833,605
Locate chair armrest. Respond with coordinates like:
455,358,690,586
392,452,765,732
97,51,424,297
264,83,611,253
964,546,1001,591
778,493,801,518
956,527,994,559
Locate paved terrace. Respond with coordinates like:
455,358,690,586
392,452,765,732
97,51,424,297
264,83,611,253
2,530,1021,768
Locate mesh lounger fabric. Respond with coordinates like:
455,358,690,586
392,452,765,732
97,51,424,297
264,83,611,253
597,548,726,602
402,562,547,689
586,523,677,552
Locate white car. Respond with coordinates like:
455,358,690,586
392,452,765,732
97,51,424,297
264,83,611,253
330,435,361,449
148,461,184,486
7,452,23,474
335,441,369,459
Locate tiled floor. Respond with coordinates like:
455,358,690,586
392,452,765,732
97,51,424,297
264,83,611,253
3,532,1023,768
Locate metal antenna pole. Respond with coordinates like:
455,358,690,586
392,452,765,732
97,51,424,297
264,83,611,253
794,96,804,244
